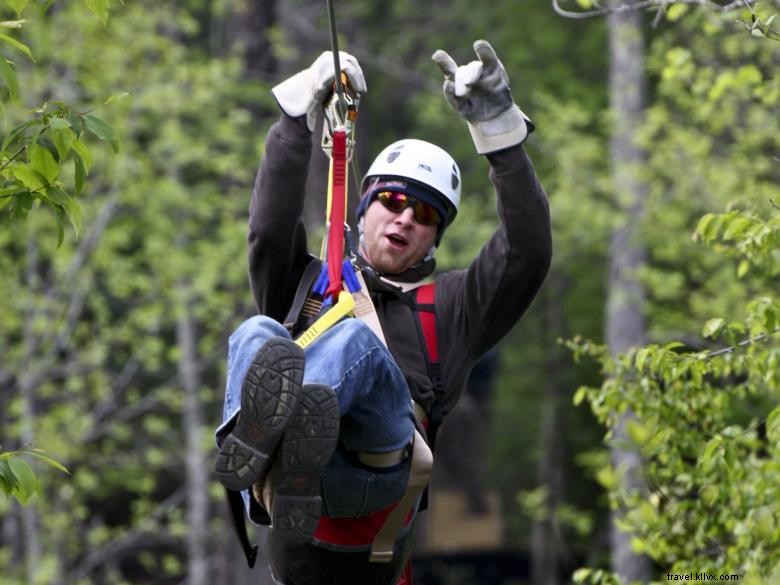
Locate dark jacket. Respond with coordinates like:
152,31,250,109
249,113,551,421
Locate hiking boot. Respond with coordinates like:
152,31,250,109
215,338,305,492
272,383,340,544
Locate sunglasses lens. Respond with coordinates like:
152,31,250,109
376,191,441,226
377,191,409,212
414,203,441,226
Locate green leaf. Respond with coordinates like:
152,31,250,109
71,139,92,171
0,20,25,28
47,186,82,236
83,113,119,152
702,318,725,339
53,207,65,247
83,0,110,24
626,419,650,447
722,216,752,240
635,348,650,372
0,458,18,492
27,449,69,474
1,118,38,151
29,141,59,183
104,91,129,105
0,56,18,97
48,116,71,130
12,163,47,191
700,484,718,506
51,127,75,159
7,456,38,503
694,213,716,241
5,0,28,17
666,3,688,21
74,154,86,195
0,33,34,61
767,407,780,445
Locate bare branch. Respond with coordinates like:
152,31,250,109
704,327,780,359
64,487,186,582
552,0,750,20
82,347,225,443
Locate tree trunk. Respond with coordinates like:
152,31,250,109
606,3,651,583
19,233,41,583
177,283,209,585
531,278,568,585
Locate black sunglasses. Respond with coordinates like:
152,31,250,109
375,191,442,226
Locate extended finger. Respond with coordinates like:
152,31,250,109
340,53,367,93
432,49,458,80
473,39,499,71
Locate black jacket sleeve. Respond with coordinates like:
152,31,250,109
247,114,316,320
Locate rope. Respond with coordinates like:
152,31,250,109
326,0,347,116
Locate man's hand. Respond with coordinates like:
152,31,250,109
272,51,366,131
432,40,533,154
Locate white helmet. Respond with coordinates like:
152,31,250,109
361,139,461,225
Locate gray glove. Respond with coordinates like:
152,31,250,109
272,51,366,131
432,40,533,154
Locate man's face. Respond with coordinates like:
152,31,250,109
360,199,438,275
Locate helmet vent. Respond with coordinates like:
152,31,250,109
386,151,400,163
418,164,432,172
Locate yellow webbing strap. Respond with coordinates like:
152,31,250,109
294,290,355,350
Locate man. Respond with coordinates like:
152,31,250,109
215,40,552,584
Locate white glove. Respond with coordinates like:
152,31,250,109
272,51,367,132
432,40,533,154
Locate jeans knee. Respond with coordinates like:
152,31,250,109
334,318,383,348
229,315,289,347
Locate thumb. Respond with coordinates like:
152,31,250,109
432,49,458,80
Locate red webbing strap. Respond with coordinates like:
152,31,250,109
415,283,438,363
312,503,414,546
325,129,347,301
396,560,413,585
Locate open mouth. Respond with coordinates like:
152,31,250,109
386,233,408,248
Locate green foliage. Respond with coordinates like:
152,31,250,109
736,2,780,40
567,208,779,582
1,0,260,581
0,99,125,246
0,1,122,247
0,445,68,504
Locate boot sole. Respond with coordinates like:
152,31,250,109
215,338,304,492
272,383,340,544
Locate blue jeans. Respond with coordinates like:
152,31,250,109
215,316,415,519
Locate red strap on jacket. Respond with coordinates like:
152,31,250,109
414,283,438,363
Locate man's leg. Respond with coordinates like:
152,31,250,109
302,318,416,454
215,315,340,543
215,317,304,491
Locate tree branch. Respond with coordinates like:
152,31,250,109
552,0,749,20
64,487,186,582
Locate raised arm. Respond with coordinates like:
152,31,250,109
247,52,366,319
432,40,552,361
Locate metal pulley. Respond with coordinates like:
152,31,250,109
321,72,360,161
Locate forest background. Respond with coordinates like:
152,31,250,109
0,1,777,584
